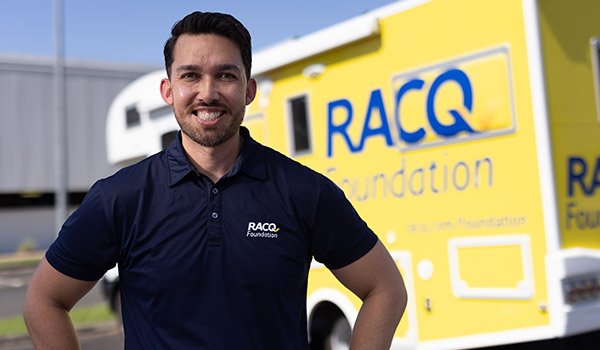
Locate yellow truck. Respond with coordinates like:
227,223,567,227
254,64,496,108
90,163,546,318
106,0,600,348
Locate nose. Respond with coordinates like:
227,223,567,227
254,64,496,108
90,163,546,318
196,77,220,105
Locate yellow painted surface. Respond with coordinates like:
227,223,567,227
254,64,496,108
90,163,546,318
241,0,582,344
539,0,600,249
457,245,524,289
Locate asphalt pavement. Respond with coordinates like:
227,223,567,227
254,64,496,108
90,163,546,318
0,322,124,350
0,264,107,319
0,253,124,349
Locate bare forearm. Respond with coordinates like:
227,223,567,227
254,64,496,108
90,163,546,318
331,240,408,349
350,290,407,349
24,300,80,350
22,258,97,349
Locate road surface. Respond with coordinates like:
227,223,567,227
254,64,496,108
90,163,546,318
0,264,124,349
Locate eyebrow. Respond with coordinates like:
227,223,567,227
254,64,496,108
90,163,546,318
175,64,242,74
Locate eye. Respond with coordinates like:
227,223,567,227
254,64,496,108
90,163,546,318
181,72,198,79
219,72,237,80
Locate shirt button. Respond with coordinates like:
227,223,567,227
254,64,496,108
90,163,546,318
211,212,219,219
212,188,219,195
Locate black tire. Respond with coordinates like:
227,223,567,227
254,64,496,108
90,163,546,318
112,289,124,334
324,315,351,350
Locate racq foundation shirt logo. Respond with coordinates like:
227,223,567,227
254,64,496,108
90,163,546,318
246,221,280,239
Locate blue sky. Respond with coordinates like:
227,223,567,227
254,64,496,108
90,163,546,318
0,0,398,66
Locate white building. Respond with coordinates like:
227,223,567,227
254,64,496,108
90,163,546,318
0,54,158,253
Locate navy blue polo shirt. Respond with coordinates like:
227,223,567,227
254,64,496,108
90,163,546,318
46,127,378,349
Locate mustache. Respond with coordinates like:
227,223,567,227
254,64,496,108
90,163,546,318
190,101,226,109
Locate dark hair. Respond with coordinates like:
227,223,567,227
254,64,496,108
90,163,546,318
163,12,252,80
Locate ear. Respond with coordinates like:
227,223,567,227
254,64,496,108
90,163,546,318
245,78,257,105
160,78,173,105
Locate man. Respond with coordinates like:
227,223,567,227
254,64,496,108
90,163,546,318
24,12,407,349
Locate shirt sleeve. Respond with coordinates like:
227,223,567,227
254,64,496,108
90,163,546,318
310,175,378,270
45,179,119,281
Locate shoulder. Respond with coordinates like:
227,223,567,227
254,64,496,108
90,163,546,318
92,151,168,199
241,127,326,187
256,144,343,204
262,145,327,184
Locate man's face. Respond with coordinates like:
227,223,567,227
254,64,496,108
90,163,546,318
160,34,256,148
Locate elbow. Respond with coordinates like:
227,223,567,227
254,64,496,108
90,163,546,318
392,277,408,323
397,282,408,320
23,292,36,329
381,267,407,324
23,285,40,325
366,271,408,325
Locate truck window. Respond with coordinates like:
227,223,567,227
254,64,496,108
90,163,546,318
125,105,141,128
288,94,312,156
590,37,600,123
149,105,172,120
161,131,177,150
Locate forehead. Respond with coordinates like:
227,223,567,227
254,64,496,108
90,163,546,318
172,34,243,66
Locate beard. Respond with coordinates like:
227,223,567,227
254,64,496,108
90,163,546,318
175,102,244,147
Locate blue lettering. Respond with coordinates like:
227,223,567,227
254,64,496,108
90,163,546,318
452,161,470,191
327,99,358,157
426,69,474,137
327,68,480,156
566,201,600,230
475,157,493,187
358,89,394,151
568,157,588,196
593,158,600,194
409,167,424,196
327,156,493,201
395,79,426,144
568,156,600,196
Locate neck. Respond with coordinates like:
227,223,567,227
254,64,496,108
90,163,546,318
181,131,242,183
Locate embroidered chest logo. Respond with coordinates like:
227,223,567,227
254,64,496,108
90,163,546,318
247,222,280,239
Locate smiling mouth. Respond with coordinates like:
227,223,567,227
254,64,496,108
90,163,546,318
192,110,225,122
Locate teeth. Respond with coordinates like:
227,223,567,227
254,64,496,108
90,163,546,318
194,110,222,122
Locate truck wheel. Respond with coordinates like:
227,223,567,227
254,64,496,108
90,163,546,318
324,315,351,350
112,289,123,333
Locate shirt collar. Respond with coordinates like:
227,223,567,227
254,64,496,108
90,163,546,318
166,126,266,186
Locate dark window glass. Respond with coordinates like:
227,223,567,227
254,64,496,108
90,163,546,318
161,131,178,150
591,38,600,123
149,105,172,120
126,106,141,128
290,96,310,154
0,192,87,208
